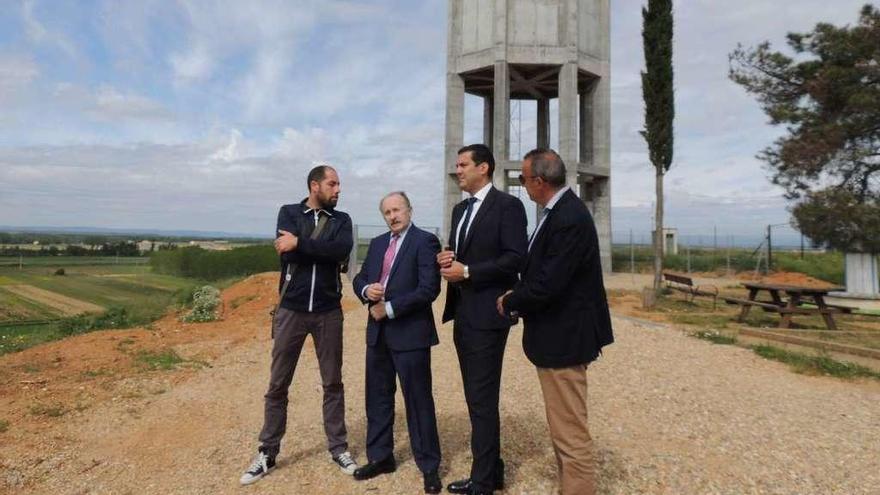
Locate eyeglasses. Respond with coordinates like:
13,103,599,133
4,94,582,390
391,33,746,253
518,174,538,185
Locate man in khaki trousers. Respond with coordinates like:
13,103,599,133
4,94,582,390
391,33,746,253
498,149,614,494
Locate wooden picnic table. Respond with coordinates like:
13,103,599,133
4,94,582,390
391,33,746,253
727,282,847,330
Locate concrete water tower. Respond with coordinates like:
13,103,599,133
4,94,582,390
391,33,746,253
443,0,612,271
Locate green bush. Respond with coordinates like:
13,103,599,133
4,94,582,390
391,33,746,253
149,245,277,280
181,285,221,323
59,307,132,336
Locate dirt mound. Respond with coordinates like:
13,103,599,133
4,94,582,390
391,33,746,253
0,272,279,439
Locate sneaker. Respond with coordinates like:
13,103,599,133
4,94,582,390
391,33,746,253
240,450,276,485
332,451,358,475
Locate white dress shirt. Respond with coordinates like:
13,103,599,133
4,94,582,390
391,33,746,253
528,186,570,252
454,182,493,254
361,223,411,319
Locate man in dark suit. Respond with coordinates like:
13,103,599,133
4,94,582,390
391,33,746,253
437,144,528,495
352,191,443,494
498,148,614,495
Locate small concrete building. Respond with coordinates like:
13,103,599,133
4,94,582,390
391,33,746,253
444,0,612,271
652,227,678,255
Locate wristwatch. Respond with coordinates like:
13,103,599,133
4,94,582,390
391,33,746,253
463,265,470,280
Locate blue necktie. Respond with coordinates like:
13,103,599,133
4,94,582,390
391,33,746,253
456,197,478,254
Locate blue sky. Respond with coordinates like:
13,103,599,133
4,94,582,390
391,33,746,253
0,0,872,243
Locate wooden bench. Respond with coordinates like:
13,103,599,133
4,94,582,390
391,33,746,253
722,296,783,311
795,301,855,314
662,271,719,309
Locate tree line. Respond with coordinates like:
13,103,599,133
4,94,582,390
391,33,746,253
0,241,146,257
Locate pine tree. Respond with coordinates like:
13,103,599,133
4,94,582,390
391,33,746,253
729,5,880,253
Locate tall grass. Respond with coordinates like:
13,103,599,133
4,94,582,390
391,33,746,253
612,246,846,284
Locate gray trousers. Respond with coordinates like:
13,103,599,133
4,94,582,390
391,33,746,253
259,307,348,458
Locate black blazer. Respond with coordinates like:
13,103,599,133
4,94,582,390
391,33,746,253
352,225,441,352
442,186,528,330
503,189,614,368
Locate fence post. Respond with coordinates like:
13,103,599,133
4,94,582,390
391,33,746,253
726,235,731,277
686,241,691,273
713,225,717,272
629,229,634,275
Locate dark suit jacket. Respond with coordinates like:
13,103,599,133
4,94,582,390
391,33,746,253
503,189,614,368
353,224,441,352
441,186,528,330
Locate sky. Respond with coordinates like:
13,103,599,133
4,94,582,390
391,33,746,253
0,0,873,243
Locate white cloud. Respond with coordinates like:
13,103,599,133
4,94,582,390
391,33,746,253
51,83,174,123
21,0,79,61
92,86,174,122
275,127,328,160
209,129,243,162
0,53,39,93
169,43,214,84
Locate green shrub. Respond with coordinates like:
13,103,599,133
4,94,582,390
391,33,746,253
59,307,132,336
181,285,221,323
149,245,277,281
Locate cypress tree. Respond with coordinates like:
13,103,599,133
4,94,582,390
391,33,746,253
641,0,675,291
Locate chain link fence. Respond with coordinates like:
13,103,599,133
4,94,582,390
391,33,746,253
611,225,841,282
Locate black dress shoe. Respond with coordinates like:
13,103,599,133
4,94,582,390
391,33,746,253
423,471,441,494
353,456,396,481
446,478,504,494
447,458,505,493
446,478,472,494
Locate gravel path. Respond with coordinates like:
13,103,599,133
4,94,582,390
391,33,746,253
3,288,879,494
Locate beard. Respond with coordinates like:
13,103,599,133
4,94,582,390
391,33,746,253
319,192,338,208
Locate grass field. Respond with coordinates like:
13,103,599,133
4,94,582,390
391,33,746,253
0,261,205,355
0,256,149,267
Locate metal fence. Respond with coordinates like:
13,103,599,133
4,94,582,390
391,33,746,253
611,224,827,275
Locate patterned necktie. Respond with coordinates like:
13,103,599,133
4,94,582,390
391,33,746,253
456,197,478,255
379,234,399,286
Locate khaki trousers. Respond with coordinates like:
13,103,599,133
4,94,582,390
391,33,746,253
536,364,595,495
